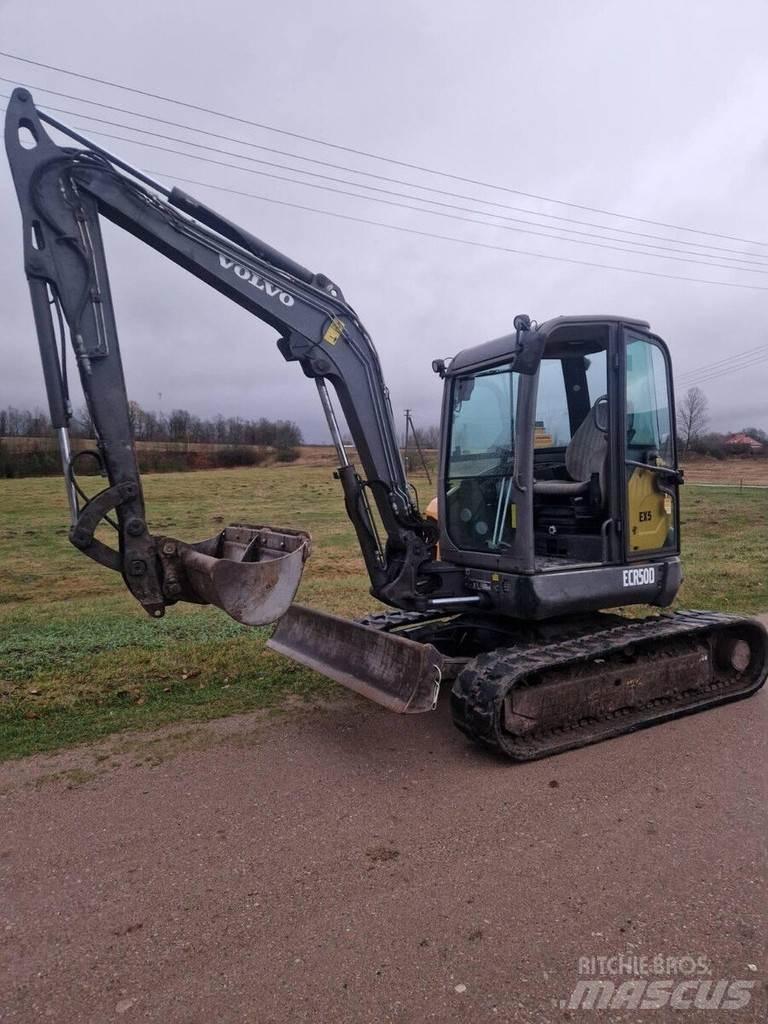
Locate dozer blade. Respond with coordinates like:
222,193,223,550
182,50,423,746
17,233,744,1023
267,604,443,713
161,524,311,626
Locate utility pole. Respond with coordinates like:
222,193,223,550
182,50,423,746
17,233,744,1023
403,409,432,484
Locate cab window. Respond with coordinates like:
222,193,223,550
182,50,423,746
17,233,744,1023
534,350,608,451
446,364,518,551
625,336,676,553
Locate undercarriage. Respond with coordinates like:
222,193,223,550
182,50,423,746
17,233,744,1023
270,607,768,760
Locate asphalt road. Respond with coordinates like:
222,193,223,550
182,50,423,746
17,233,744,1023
2,635,767,1023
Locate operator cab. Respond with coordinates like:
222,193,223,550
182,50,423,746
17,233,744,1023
438,316,680,578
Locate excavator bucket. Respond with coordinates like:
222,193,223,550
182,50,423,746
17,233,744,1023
163,524,311,626
268,604,444,713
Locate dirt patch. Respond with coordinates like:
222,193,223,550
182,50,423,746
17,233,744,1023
1,681,766,1024
682,455,768,486
0,694,354,795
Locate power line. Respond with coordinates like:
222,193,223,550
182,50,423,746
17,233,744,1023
23,96,768,272
684,360,768,389
678,342,768,381
7,109,768,394
6,96,768,293
676,342,768,384
124,166,768,293
680,359,768,389
20,103,768,279
5,75,767,265
32,105,758,271
3,49,767,248
678,350,768,388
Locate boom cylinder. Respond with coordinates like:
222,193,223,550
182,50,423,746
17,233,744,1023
315,378,349,467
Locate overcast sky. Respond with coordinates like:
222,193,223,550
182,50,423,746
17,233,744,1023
1,0,768,442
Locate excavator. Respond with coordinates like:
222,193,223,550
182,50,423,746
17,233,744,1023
6,88,767,759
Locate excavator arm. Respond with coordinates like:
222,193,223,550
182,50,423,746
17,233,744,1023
5,88,435,623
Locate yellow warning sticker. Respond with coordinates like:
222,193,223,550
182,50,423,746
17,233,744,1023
509,504,518,528
323,318,344,346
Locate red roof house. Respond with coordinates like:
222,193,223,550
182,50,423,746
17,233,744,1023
726,433,764,451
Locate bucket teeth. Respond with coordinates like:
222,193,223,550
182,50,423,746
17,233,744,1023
158,524,311,626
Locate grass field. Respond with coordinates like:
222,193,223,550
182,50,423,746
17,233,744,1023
1,466,766,760
681,455,768,486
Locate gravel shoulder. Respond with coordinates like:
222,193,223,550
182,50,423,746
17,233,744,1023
2,625,767,1023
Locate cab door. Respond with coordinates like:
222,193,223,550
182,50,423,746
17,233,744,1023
622,330,680,557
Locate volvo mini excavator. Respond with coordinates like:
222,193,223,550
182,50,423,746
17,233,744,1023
6,88,767,759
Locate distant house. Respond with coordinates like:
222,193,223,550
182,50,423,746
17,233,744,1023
726,432,764,452
534,421,555,448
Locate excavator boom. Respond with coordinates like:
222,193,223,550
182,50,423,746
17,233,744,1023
5,88,434,625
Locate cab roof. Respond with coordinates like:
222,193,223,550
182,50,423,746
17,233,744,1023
447,314,651,376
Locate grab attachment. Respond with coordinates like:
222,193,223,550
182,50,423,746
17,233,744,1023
159,524,311,626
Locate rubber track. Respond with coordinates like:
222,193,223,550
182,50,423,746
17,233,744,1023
451,610,768,761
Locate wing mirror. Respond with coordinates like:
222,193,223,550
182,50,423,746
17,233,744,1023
594,395,609,433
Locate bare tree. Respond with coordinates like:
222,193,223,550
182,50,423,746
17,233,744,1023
678,387,709,454
73,404,94,438
742,426,768,444
414,424,441,450
400,423,441,449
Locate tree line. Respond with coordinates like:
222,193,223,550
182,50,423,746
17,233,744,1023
0,402,302,450
406,388,767,460
677,386,766,458
3,390,764,461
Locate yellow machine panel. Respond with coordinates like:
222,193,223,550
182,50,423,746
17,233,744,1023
627,467,673,551
425,496,440,559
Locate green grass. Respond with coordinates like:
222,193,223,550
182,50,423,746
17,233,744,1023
0,468,766,759
676,486,768,612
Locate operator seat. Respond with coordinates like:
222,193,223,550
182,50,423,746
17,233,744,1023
533,397,607,500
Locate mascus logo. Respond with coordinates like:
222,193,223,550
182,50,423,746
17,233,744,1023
219,254,295,306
